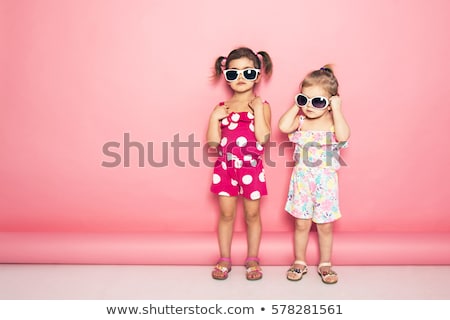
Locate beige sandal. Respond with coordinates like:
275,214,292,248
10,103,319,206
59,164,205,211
286,260,308,281
317,262,338,284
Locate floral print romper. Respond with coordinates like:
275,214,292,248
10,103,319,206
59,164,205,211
285,116,348,223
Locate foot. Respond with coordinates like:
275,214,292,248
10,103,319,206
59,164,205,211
212,258,231,280
286,260,308,281
318,262,338,284
245,257,263,281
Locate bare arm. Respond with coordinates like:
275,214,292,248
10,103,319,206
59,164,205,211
250,97,271,145
206,104,228,147
278,104,300,134
330,96,351,142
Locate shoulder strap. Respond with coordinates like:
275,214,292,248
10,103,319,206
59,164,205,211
298,116,305,129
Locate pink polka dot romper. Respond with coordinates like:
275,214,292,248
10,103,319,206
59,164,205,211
210,102,267,200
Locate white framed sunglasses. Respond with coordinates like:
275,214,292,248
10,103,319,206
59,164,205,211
223,68,260,82
295,93,330,109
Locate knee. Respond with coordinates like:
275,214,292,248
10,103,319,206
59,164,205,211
295,219,312,232
316,222,333,235
244,210,260,224
220,211,236,223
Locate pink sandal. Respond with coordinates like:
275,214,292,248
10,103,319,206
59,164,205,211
245,257,263,281
212,257,232,280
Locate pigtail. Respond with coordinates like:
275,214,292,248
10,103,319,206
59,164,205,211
257,51,273,77
213,56,227,79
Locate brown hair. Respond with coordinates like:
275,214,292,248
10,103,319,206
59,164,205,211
213,47,273,79
301,64,339,96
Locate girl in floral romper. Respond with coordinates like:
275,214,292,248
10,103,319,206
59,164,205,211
279,65,350,284
207,47,273,280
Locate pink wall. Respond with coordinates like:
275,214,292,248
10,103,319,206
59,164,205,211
2,0,450,236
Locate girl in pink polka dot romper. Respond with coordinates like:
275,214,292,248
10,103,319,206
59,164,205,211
207,47,273,280
279,65,350,284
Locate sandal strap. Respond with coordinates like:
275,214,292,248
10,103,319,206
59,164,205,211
321,270,337,276
293,260,307,267
213,257,232,273
318,262,336,274
245,257,260,264
214,265,230,273
318,262,332,269
289,260,308,273
246,265,263,273
288,266,307,273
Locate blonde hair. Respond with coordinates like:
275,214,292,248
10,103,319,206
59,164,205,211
301,64,339,96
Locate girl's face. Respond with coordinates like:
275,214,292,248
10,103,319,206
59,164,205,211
226,57,260,93
300,85,331,119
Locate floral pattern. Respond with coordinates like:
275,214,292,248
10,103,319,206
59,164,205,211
284,116,348,223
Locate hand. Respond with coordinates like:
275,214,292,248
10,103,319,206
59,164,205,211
329,96,342,112
248,96,264,113
211,103,229,121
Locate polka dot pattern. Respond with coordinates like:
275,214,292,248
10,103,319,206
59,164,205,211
236,136,247,147
213,174,221,184
231,113,240,122
259,171,265,182
228,122,238,130
220,137,227,147
242,175,253,185
210,111,267,200
250,191,261,200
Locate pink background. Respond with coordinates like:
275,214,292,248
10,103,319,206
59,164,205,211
1,0,450,257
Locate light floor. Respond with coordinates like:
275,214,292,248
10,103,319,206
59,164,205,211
1,264,449,300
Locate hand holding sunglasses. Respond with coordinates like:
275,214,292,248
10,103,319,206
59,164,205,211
329,95,342,112
223,68,260,82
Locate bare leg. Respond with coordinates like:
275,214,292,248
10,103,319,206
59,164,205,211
243,198,263,280
243,198,261,258
286,219,312,280
217,196,238,258
294,218,312,263
212,196,237,279
316,222,338,283
316,222,333,263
